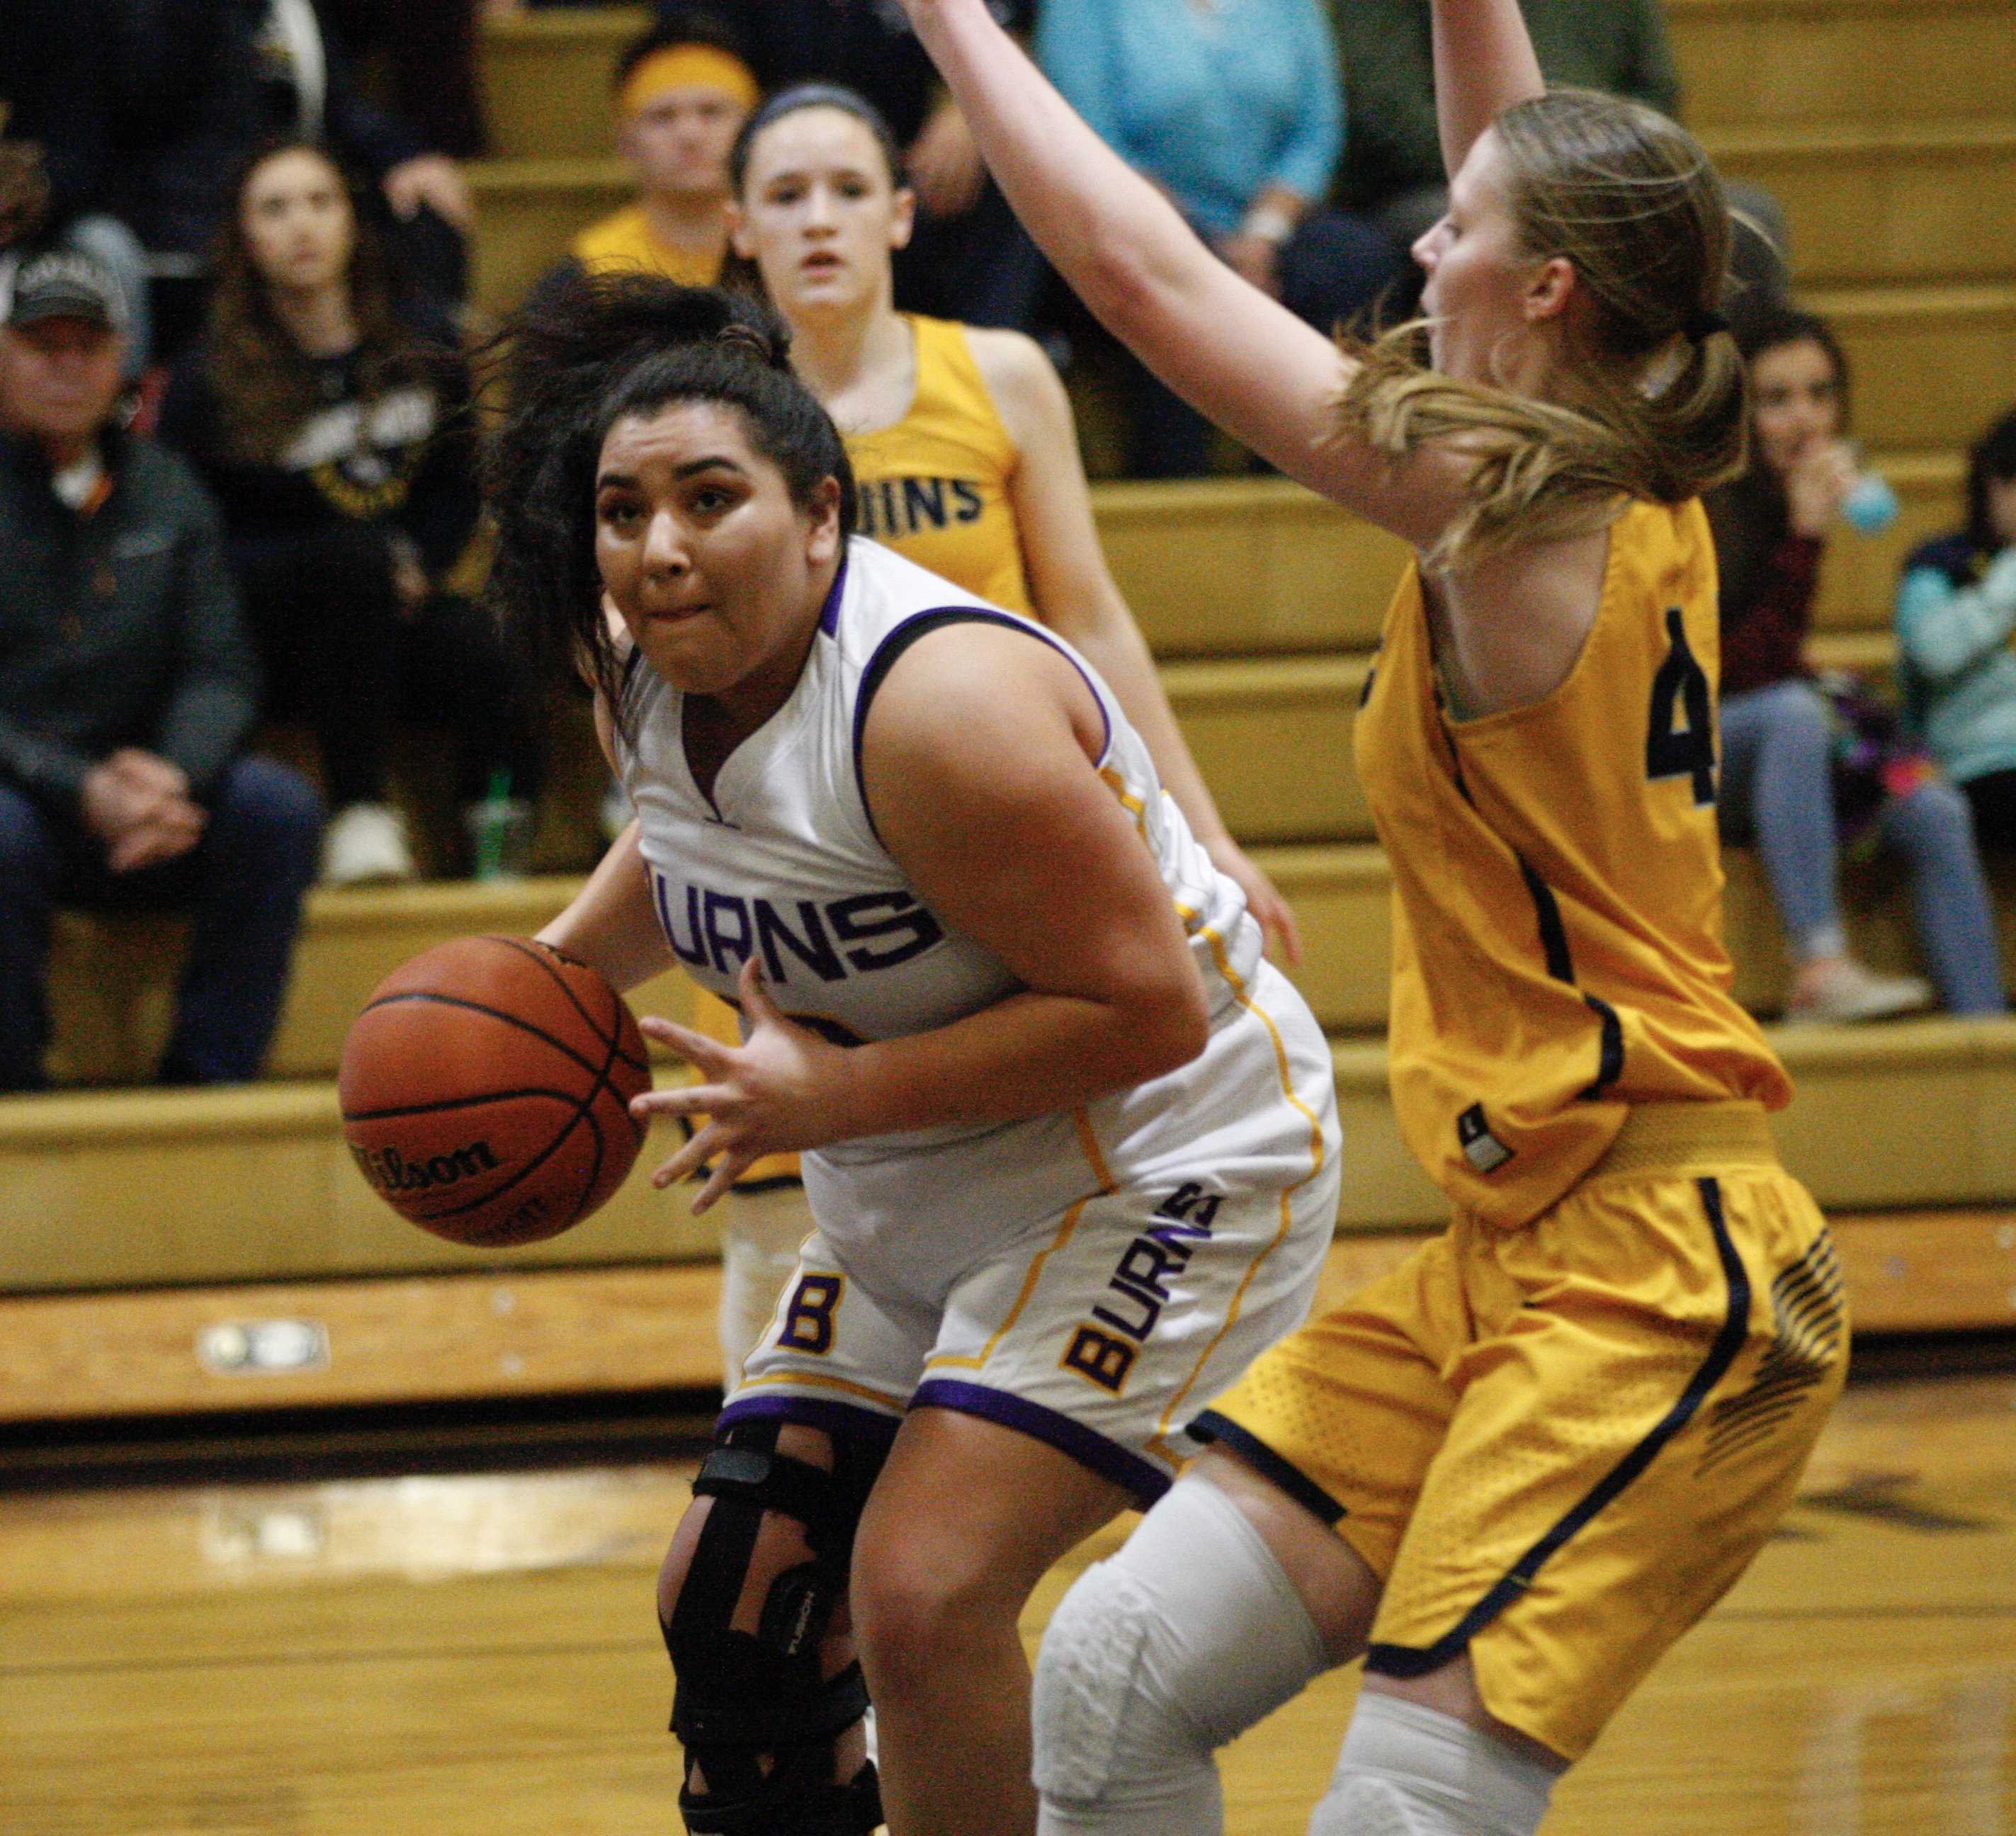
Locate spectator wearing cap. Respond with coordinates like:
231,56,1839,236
562,15,759,289
0,248,324,1093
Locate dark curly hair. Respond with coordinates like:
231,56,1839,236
484,271,856,735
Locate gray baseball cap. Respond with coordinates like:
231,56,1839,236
1,247,130,332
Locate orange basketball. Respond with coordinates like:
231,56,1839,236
339,935,652,1248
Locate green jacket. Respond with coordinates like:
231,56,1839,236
1326,0,1682,209
0,428,259,811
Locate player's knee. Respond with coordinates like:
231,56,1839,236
1767,680,1833,760
659,1418,885,1836
1308,1694,1558,1836
1032,1472,1332,1820
849,1524,1012,1706
1031,1557,1209,1806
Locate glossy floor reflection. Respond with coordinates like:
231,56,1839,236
2,1366,2010,1835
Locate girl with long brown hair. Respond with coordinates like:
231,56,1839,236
162,141,538,884
895,0,1847,1830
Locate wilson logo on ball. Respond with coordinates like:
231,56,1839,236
351,1140,502,1195
339,934,653,1248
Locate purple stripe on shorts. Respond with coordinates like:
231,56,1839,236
910,1377,1172,1506
718,1392,902,1446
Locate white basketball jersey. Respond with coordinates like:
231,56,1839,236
617,536,1261,1174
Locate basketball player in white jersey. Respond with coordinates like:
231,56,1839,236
486,274,1341,1836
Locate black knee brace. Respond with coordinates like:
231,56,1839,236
663,1419,886,1836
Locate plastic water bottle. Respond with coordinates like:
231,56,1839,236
467,769,533,881
1841,468,1899,537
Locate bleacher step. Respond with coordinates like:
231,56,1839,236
1092,469,1962,655
53,774,1999,1087
1812,283,2016,456
7,1019,2015,1293
468,147,2016,315
46,879,694,1089
473,3,2016,157
1672,0,2016,132
3,1203,2007,1424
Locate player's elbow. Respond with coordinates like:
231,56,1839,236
1120,973,1211,1085
1079,225,1189,353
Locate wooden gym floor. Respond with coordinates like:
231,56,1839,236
2,1355,2011,1836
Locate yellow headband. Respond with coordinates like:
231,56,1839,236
620,46,760,119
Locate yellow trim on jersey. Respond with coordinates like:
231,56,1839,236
1072,1104,1120,1196
732,1368,910,1412
928,1110,1116,1374
1099,765,1151,842
925,1195,1096,1374
1150,922,1326,1443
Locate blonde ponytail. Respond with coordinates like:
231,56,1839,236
1342,89,1749,567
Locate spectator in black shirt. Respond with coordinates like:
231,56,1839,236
162,143,538,885
12,0,477,361
0,246,323,1092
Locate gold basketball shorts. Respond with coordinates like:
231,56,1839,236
1194,1101,1848,1760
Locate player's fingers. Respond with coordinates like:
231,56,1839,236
631,1082,736,1123
639,1016,729,1067
651,1121,733,1191
687,1146,756,1217
1266,890,1306,968
737,956,783,1026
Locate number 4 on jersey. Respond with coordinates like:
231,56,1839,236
1646,608,1717,806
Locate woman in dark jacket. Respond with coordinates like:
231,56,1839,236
162,142,538,883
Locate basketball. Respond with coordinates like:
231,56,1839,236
339,935,653,1248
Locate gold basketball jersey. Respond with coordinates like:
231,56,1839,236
844,315,1035,616
1359,497,1791,1228
570,206,724,287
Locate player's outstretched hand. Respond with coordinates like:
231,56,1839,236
630,958,856,1213
1209,837,1304,967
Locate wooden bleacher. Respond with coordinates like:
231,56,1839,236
6,0,2014,1421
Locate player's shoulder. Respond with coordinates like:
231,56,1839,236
960,324,1062,412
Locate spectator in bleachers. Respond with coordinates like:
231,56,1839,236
0,246,323,1092
16,0,479,363
321,0,490,161
1896,407,2016,851
1709,303,2006,1023
715,0,1048,332
559,13,758,289
160,142,539,887
1,22,157,376
1325,0,1789,307
1038,0,1407,475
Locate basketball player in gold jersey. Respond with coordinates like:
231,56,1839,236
691,81,1299,1389
898,0,1847,1831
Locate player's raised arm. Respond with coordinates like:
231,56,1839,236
1430,0,1546,178
894,0,1466,545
